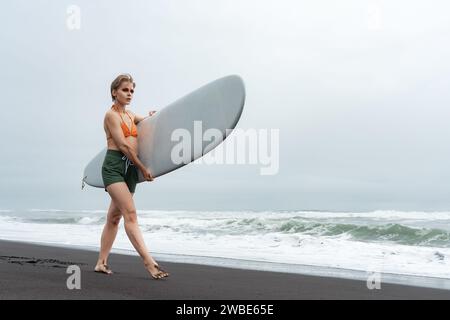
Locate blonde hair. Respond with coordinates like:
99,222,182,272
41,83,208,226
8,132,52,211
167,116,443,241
110,73,136,101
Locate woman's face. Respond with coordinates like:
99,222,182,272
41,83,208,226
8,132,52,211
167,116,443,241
113,81,134,105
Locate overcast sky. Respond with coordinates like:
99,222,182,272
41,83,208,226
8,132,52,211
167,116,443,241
1,0,450,211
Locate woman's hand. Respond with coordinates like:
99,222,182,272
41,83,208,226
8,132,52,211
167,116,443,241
142,168,154,182
149,110,157,117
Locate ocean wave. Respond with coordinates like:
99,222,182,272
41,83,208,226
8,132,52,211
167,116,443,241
19,209,450,220
28,209,105,214
137,215,450,248
5,209,450,248
6,216,105,225
284,210,450,221
278,220,450,247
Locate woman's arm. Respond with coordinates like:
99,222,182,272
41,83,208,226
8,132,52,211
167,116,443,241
132,110,157,124
104,112,151,178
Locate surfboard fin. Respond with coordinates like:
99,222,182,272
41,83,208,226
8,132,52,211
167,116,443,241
81,176,87,190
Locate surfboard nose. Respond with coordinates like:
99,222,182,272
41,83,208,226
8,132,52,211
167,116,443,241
219,75,246,128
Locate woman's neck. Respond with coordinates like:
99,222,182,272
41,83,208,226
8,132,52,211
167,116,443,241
112,102,126,114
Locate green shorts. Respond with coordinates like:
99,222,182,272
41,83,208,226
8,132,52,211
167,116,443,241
102,149,139,193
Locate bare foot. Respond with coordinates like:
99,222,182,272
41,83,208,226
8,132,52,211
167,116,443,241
94,263,113,275
145,262,169,280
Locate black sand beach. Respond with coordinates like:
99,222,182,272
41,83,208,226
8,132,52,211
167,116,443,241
1,240,449,300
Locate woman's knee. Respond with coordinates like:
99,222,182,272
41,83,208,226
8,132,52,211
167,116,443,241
108,214,122,226
122,208,138,223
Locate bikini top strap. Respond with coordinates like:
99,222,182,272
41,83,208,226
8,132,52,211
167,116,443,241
125,111,134,126
117,111,125,123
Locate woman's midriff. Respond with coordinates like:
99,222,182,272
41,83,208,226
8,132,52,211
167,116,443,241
107,136,138,154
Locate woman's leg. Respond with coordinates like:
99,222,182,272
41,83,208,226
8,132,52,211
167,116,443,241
95,200,122,274
106,182,168,279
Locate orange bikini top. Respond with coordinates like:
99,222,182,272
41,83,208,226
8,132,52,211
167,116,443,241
110,106,138,138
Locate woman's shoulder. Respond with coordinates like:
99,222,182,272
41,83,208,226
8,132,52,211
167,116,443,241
104,109,119,123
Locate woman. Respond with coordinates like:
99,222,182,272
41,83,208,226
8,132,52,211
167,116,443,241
95,73,169,280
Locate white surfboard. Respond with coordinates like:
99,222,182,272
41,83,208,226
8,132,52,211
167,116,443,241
82,75,246,188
